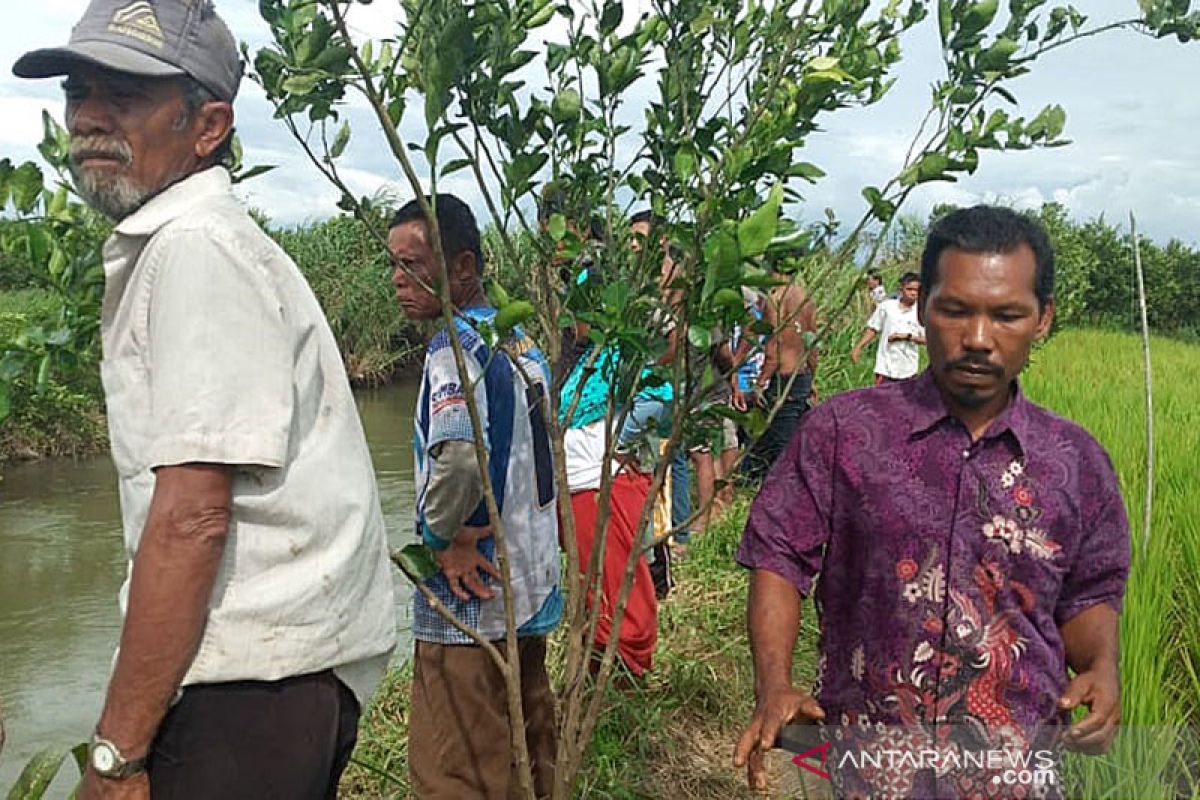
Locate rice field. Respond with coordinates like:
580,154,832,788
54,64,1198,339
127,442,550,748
1022,329,1200,798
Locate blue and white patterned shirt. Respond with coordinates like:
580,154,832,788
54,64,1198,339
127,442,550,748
412,307,562,644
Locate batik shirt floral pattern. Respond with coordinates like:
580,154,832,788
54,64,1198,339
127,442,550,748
738,372,1130,799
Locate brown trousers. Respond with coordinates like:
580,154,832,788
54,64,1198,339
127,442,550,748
147,670,359,799
409,636,557,799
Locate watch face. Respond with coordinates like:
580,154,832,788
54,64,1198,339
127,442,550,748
92,744,117,773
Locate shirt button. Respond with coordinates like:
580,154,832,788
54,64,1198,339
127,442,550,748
962,450,970,459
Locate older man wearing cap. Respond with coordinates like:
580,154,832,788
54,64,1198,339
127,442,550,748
14,2,397,798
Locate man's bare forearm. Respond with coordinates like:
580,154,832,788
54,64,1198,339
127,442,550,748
747,569,803,694
1060,602,1120,675
96,464,233,757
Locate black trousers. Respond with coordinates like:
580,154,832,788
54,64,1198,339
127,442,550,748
741,370,813,483
148,670,359,800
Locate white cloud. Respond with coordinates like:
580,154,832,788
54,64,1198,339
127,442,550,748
0,94,55,149
1,1,1197,246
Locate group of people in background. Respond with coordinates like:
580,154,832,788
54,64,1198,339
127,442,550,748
16,2,1131,799
854,269,927,384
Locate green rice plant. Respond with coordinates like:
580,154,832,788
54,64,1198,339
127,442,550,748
3,743,84,799
1023,330,1200,799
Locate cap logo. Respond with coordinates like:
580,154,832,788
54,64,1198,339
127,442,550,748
108,1,165,49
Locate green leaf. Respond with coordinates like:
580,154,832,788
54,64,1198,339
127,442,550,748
702,228,739,299
393,544,438,582
47,249,67,279
938,0,952,47
329,121,351,159
527,0,556,28
440,158,472,177
960,0,1000,39
47,185,68,218
862,186,896,222
740,407,767,439
548,213,568,242
6,746,67,799
808,55,840,71
232,164,277,184
0,159,13,208
486,279,511,308
712,287,744,311
26,226,52,271
70,742,88,776
11,162,43,214
993,85,1018,104
599,0,624,35
737,183,784,258
0,380,10,423
495,300,535,334
281,72,323,96
1044,104,1067,138
787,162,826,182
978,37,1020,70
36,354,51,391
46,327,72,347
915,153,952,183
687,326,711,350
673,148,696,181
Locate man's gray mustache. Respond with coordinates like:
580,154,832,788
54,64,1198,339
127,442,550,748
69,137,133,166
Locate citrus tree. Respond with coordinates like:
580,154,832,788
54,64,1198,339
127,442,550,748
250,1,1198,796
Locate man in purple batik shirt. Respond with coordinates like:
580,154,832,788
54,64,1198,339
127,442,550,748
734,206,1130,799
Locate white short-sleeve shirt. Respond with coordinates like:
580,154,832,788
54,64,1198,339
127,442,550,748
99,168,396,705
866,297,924,379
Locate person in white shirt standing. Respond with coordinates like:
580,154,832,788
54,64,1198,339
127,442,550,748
851,272,926,384
13,2,396,798
866,269,888,305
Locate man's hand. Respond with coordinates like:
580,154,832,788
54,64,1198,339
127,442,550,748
78,770,150,800
733,685,825,791
1059,665,1121,754
849,347,862,364
732,384,746,412
887,332,909,343
434,525,500,601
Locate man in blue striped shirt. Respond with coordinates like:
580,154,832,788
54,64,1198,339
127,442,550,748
389,195,561,799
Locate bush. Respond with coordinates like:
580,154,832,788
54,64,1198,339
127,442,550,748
269,214,423,384
0,289,62,343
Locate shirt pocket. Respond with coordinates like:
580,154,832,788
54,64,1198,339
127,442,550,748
100,355,150,477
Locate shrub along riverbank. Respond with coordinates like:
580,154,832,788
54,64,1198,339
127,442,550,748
0,214,424,466
340,328,1200,799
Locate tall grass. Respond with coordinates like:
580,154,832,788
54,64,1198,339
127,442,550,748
1023,330,1200,798
270,215,422,384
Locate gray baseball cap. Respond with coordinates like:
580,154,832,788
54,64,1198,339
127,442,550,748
13,0,243,102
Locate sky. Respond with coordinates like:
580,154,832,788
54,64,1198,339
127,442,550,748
0,1,1197,245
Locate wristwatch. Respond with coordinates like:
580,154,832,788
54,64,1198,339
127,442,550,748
89,732,147,779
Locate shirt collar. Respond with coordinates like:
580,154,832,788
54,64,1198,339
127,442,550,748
113,167,232,238
906,369,1032,451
